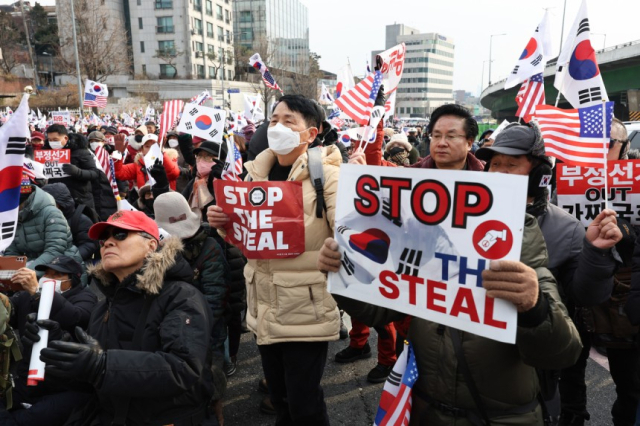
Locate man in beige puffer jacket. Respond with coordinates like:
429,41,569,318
208,95,340,426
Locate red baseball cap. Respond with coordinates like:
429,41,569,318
31,131,45,142
88,210,160,241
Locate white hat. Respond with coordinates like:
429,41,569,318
142,134,158,145
154,192,201,239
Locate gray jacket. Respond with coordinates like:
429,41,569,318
537,203,616,307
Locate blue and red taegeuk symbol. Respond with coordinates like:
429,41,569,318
336,82,343,98
519,38,538,60
348,229,390,264
93,84,103,94
195,115,212,130
340,133,350,144
568,40,600,80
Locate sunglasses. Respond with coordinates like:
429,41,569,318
99,229,150,247
609,138,629,149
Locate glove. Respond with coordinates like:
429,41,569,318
114,134,127,153
22,313,70,348
148,158,169,188
177,133,196,167
40,327,106,387
103,144,115,155
62,163,81,177
374,84,386,107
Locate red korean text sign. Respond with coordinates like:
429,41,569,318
556,160,640,226
214,180,305,259
33,149,71,179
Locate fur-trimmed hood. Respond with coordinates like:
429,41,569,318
88,237,192,295
385,139,412,153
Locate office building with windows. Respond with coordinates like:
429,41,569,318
126,0,235,80
373,24,454,118
232,0,309,74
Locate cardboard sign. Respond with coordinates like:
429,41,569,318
51,111,70,125
214,180,305,259
328,165,528,344
557,160,640,226
34,149,71,179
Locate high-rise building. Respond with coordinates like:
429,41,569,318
373,24,454,118
232,0,309,75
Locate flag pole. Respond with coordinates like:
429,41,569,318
602,100,609,211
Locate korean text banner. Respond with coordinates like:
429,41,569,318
34,149,71,179
328,165,528,344
556,160,640,226
214,180,305,259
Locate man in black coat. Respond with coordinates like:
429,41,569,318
44,125,100,210
6,256,97,426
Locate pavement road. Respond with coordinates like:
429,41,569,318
223,316,617,426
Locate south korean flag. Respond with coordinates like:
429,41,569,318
0,94,30,253
176,104,226,142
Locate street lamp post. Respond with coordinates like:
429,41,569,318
488,33,506,86
480,59,492,95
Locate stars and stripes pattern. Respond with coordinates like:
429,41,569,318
94,145,120,199
189,90,213,106
249,53,283,94
535,101,614,168
515,73,545,123
159,100,185,147
334,71,383,126
374,341,418,426
83,80,108,108
221,137,243,181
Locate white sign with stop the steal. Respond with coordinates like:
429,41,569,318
328,165,529,344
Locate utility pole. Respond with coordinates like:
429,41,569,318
69,0,84,115
221,47,226,109
19,0,39,89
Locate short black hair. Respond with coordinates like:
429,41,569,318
46,124,68,136
145,121,156,127
275,94,322,129
428,104,478,140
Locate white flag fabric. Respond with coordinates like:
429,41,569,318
504,11,553,89
244,95,264,122
554,0,608,108
320,83,334,104
177,104,227,142
375,43,406,94
336,64,355,99
0,94,30,253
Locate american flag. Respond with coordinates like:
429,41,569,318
221,137,243,181
374,341,417,426
515,73,545,123
84,93,107,108
535,102,614,168
83,80,108,108
334,71,383,126
94,146,120,199
249,53,283,94
189,90,212,106
159,100,185,147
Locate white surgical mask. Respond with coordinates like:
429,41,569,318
38,277,71,294
49,140,64,150
90,141,103,151
168,138,179,148
267,123,311,155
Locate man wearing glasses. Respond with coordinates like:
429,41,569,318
32,210,215,426
608,118,631,161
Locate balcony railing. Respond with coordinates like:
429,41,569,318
156,26,174,34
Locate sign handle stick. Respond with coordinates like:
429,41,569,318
602,100,609,211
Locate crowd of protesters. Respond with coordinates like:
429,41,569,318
0,88,638,426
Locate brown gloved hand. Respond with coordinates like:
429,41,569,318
317,238,342,274
482,260,539,313
114,134,127,153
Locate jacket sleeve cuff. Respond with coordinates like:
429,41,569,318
518,290,549,328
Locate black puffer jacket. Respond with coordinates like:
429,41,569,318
42,183,98,261
210,231,246,314
90,159,118,221
44,133,100,209
84,237,214,426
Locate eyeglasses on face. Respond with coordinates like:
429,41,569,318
609,138,629,149
99,229,151,247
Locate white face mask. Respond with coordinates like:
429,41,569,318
267,123,311,155
38,277,71,294
90,141,103,151
128,135,144,151
49,140,64,150
168,138,179,148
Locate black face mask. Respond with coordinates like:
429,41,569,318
134,134,144,143
143,198,154,211
527,163,553,198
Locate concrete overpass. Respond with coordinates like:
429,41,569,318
480,39,640,121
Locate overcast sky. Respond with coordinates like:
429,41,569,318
15,0,640,96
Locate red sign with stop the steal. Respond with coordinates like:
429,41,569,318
214,180,305,259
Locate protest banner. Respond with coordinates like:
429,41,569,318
50,111,70,126
328,165,528,344
34,149,71,179
556,160,640,226
375,43,406,95
213,180,305,259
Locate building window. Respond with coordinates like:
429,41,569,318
207,44,214,53
209,66,216,79
228,69,231,80
195,41,203,52
239,10,251,23
193,18,203,35
160,64,177,78
158,40,176,56
240,29,252,41
140,41,145,53
157,16,174,33
193,0,201,10
226,30,231,43
138,17,143,29
224,9,230,23
155,0,172,9
142,64,146,75
216,4,223,20
205,0,212,15
207,22,214,38
217,26,224,41
197,65,205,79
136,0,141,5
